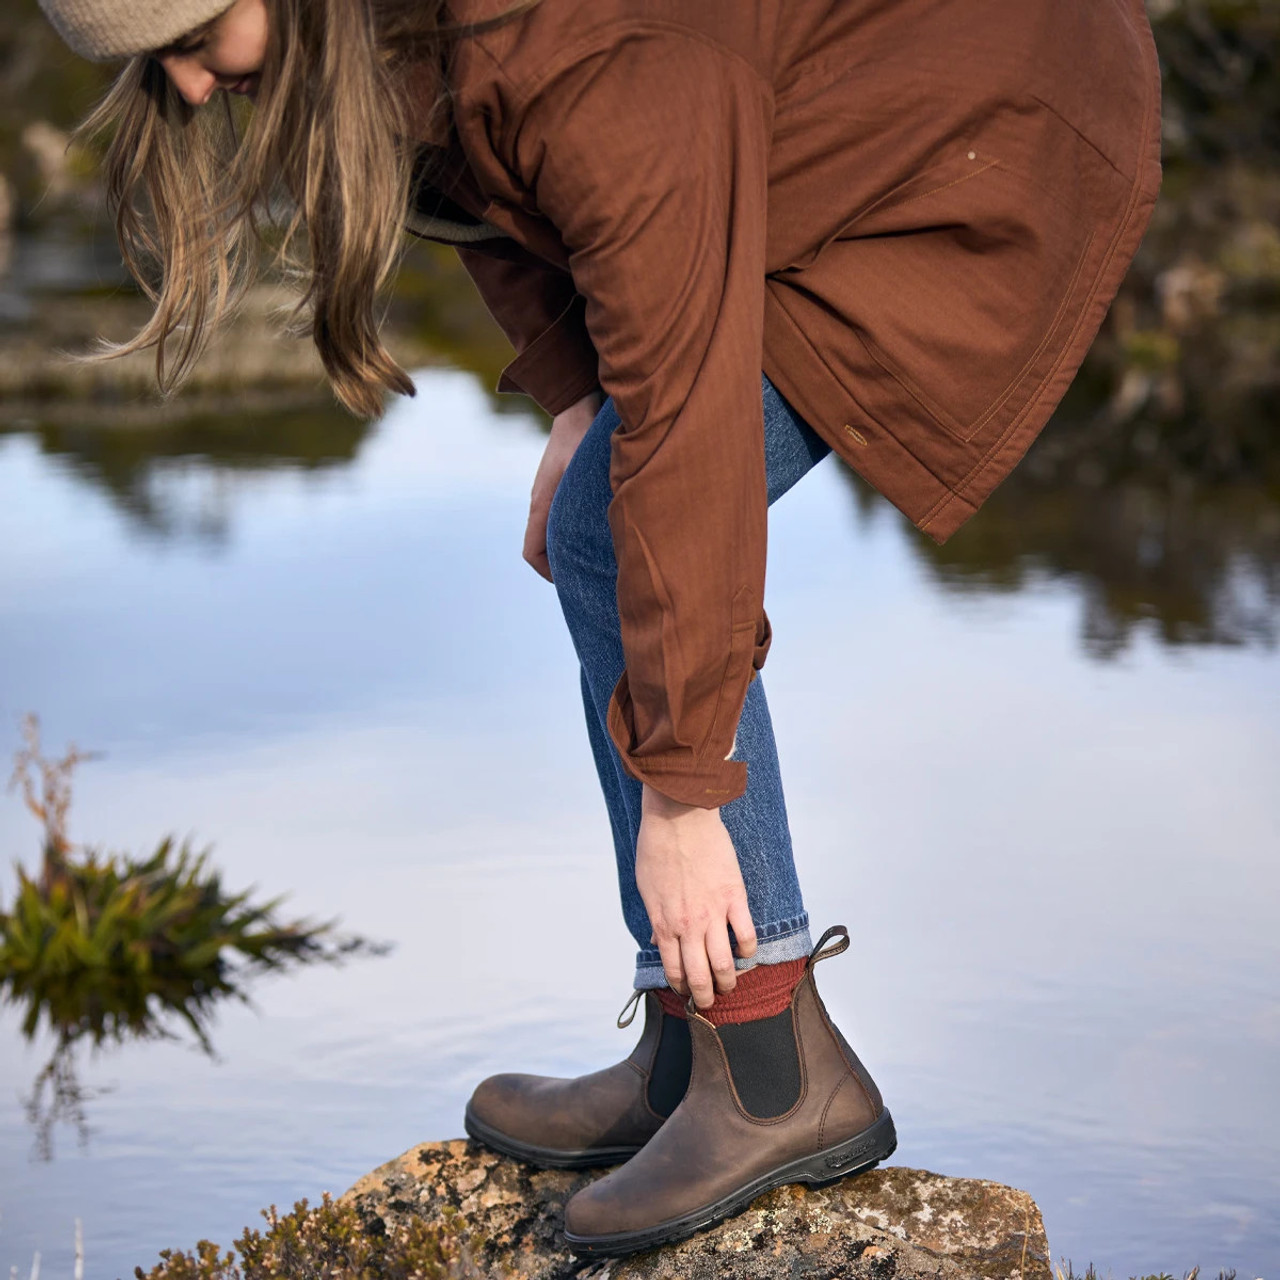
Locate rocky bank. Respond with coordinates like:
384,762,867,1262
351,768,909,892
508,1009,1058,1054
341,1139,1051,1280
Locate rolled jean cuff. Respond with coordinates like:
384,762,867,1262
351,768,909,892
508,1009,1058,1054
632,913,813,990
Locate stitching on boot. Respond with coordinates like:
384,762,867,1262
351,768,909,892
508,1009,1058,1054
818,1074,850,1150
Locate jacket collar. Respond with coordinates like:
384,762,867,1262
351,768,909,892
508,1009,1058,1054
399,53,507,244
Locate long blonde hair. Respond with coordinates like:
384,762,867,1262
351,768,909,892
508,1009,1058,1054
76,0,533,418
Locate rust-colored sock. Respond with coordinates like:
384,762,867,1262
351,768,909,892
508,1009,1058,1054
654,957,808,1027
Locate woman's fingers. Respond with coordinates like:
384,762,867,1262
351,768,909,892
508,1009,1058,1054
523,535,552,581
522,481,558,581
524,392,599,582
706,922,739,995
524,419,582,582
656,933,688,996
728,893,758,961
681,931,716,1010
657,923,740,1005
523,485,554,580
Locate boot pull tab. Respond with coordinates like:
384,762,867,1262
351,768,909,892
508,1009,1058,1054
807,925,850,971
616,988,643,1029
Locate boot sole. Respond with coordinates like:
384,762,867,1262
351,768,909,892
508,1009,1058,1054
563,1108,897,1257
464,1105,647,1171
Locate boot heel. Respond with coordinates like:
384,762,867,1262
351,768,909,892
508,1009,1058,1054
802,1109,897,1186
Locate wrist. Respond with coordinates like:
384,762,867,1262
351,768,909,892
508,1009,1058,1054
551,387,602,439
642,782,718,822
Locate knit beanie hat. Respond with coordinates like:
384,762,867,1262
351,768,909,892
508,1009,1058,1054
38,0,236,61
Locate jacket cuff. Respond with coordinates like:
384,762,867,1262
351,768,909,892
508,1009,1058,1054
604,671,750,809
604,606,772,809
496,293,600,416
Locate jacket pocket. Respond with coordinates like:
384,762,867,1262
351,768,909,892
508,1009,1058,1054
825,106,1127,449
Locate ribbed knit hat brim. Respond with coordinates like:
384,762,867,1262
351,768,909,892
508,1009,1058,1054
38,0,236,61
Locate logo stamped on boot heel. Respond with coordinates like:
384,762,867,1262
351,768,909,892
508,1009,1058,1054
825,1136,878,1171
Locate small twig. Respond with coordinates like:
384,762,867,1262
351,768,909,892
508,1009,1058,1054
7,713,101,886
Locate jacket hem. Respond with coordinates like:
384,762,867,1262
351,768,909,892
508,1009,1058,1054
760,0,1163,547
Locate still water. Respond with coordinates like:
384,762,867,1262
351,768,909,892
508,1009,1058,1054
1,371,1277,1278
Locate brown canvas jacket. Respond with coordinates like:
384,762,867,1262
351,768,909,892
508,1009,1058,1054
407,0,1162,808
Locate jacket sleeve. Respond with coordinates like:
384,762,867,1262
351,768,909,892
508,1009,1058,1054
455,242,601,416
505,31,774,807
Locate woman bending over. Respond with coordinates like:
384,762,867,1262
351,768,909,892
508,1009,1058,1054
39,0,1161,1255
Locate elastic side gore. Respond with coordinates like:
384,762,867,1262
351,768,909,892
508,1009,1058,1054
718,1010,802,1119
647,1015,692,1118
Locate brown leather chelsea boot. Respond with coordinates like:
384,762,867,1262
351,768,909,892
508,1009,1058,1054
562,925,896,1255
463,989,689,1169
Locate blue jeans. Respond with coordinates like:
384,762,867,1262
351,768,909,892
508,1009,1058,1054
545,373,832,988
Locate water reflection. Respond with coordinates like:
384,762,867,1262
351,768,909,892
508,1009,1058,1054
0,235,532,546
0,407,373,544
1,716,391,1159
6,392,1277,658
902,473,1280,658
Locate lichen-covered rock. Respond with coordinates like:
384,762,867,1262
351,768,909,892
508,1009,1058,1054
341,1140,1050,1280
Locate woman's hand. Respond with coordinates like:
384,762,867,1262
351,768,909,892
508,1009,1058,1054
524,389,602,581
635,783,758,1010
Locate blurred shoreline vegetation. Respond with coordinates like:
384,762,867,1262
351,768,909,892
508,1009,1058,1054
0,0,1277,653
1,715,392,1160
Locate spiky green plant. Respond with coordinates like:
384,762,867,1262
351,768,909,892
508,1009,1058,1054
0,835,370,1053
1,715,389,1157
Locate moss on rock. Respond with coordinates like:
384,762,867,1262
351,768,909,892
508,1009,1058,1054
339,1139,1051,1280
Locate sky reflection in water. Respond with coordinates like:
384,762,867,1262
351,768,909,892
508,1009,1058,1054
1,372,1277,1279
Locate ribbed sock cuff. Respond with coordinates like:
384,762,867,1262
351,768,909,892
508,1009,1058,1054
654,957,808,1027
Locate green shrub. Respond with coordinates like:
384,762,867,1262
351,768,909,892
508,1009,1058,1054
2,715,388,1157
133,1196,487,1280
